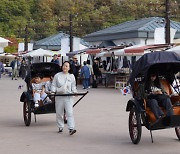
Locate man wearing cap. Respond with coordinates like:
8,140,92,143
51,54,59,65
71,55,80,85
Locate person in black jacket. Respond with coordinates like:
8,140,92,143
19,59,28,79
92,59,102,80
70,56,80,85
145,73,174,119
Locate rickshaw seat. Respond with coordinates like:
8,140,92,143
160,79,173,95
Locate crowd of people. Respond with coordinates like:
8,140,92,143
1,54,105,90
0,56,28,80
1,53,177,136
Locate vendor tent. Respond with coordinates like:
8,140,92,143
0,53,16,66
114,45,144,56
23,48,54,57
114,44,170,56
86,48,101,54
96,51,112,57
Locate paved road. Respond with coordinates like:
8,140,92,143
0,75,179,154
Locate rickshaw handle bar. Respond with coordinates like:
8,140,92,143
49,91,88,97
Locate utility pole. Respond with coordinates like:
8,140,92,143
69,14,73,52
24,24,28,51
165,0,170,44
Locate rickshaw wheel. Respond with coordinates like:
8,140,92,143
129,107,142,144
23,99,31,126
175,127,180,140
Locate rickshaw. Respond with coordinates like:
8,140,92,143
126,51,180,144
20,62,88,126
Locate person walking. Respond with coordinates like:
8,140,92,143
10,57,21,80
70,55,80,85
51,61,77,135
86,60,93,88
0,61,5,79
80,61,90,89
19,59,28,79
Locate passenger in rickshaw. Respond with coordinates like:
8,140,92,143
44,73,55,94
32,74,51,107
145,72,174,120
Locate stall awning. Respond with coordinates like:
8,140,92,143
66,49,87,57
96,51,112,57
125,44,170,54
86,48,101,54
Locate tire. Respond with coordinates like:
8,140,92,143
23,99,31,126
175,127,180,140
129,107,142,144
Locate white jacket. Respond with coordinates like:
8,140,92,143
51,72,77,94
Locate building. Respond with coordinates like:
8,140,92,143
83,17,180,47
33,32,89,51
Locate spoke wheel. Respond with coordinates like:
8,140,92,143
23,99,31,126
175,127,180,140
129,107,142,144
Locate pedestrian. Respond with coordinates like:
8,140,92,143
92,59,102,84
10,57,21,80
70,55,80,85
51,61,77,135
86,60,94,88
51,54,59,65
0,61,5,79
19,59,28,79
80,61,90,89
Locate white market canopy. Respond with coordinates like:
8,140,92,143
114,44,171,56
0,37,11,53
0,53,16,58
0,37,10,43
113,44,146,56
23,48,54,57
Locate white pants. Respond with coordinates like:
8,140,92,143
55,96,75,130
33,92,47,102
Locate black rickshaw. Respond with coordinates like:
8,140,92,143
126,51,180,144
20,62,88,126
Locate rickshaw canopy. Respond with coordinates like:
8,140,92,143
128,51,180,86
29,62,61,78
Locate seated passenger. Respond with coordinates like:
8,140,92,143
145,72,174,120
44,73,55,94
32,74,51,107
